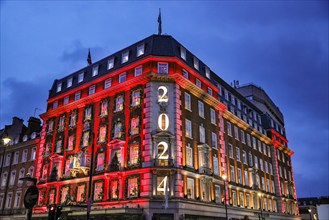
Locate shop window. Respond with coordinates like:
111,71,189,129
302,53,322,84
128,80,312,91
93,181,104,201
127,176,139,198
130,116,140,136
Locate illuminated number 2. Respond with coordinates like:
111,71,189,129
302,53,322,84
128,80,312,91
158,86,168,102
157,176,168,194
158,113,169,131
158,141,169,159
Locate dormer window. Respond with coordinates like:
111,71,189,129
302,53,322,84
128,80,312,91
56,82,62,92
137,44,144,57
78,72,84,83
122,51,129,63
180,46,186,60
193,57,199,70
205,67,210,79
107,58,114,70
92,65,99,77
67,77,73,88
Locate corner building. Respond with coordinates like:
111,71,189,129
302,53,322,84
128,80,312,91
33,35,300,220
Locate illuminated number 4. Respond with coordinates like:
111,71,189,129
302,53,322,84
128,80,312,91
157,176,168,194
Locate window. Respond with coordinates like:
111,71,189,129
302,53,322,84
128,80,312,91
115,95,124,112
207,87,212,95
238,169,242,184
127,177,138,198
131,90,141,107
56,82,62,92
247,134,251,147
69,110,77,127
214,185,221,203
22,150,28,162
93,182,104,201
60,186,70,204
182,69,189,79
198,101,204,118
107,58,114,69
268,145,271,157
244,170,249,186
104,78,112,89
109,180,119,200
234,126,239,140
224,90,229,100
213,156,219,175
13,152,19,165
98,126,107,143
236,147,240,161
248,152,253,166
242,150,247,164
63,96,69,105
228,144,233,158
269,163,273,175
31,147,36,160
130,117,140,136
196,78,202,88
185,119,192,138
230,165,235,182
211,132,217,149
258,140,262,152
137,44,144,57
252,137,257,149
259,158,263,171
180,46,186,60
122,51,129,63
158,62,168,74
227,122,232,136
92,65,99,77
187,178,195,199
241,130,245,143
186,144,193,167
199,125,205,143
231,94,235,105
129,144,139,165
9,170,16,186
205,67,210,78
52,101,58,109
89,85,96,95
18,168,25,186
78,72,84,83
14,192,21,208
134,65,142,77
1,172,8,187
119,72,126,83
185,92,191,110
5,154,11,166
96,152,105,171
210,108,216,124
75,91,81,101
6,193,12,209
76,184,86,202
193,57,199,70
67,77,73,88
113,121,123,139
67,134,75,151
265,161,269,173
239,192,244,206
100,100,108,117
254,156,258,169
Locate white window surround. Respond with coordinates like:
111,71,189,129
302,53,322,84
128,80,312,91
157,62,168,74
56,82,62,93
122,51,129,63
104,78,112,89
78,72,84,83
67,77,73,88
137,44,145,57
92,65,99,77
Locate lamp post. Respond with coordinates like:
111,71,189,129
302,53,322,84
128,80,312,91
0,132,11,214
308,208,312,220
222,174,228,220
258,192,264,220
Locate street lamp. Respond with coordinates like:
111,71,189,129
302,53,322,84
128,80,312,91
0,132,11,177
258,192,264,220
0,132,11,214
222,174,228,220
308,208,312,220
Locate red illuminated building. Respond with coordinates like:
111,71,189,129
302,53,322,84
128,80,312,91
32,34,300,220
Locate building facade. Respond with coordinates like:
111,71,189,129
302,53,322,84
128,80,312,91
0,117,41,220
33,34,300,220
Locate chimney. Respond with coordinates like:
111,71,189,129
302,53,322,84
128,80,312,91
27,117,42,135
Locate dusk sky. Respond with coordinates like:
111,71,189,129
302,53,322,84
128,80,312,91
1,1,328,198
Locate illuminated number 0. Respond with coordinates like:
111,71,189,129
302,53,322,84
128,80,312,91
158,113,169,131
158,141,169,159
158,86,168,102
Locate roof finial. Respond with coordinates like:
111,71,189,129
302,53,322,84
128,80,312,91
87,48,92,65
158,8,162,35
